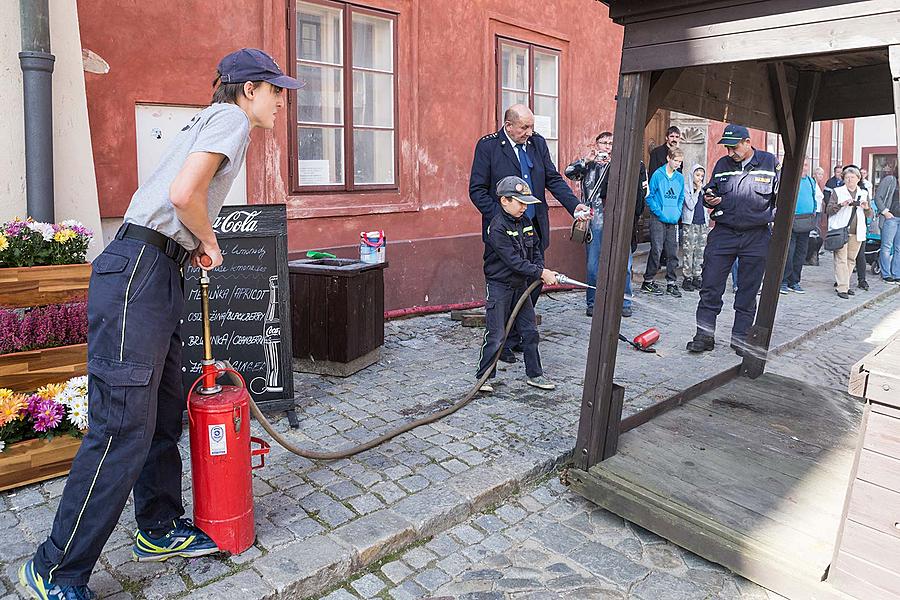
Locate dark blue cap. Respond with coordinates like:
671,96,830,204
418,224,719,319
217,48,305,90
717,124,750,146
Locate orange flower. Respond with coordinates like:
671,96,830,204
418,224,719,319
0,391,26,426
37,383,65,401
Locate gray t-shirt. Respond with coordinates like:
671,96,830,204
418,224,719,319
124,103,251,250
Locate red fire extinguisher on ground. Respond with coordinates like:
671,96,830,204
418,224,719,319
187,262,269,554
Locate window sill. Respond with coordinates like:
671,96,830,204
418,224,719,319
286,191,418,219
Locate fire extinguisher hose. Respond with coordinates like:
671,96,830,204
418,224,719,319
238,280,542,461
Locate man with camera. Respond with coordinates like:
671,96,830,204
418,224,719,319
687,125,780,356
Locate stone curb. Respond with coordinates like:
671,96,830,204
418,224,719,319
207,285,900,600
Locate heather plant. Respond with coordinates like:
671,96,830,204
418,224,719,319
0,302,88,355
0,218,93,267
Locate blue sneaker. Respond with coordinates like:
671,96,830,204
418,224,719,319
789,284,806,294
18,559,96,600
779,284,789,295
132,518,219,562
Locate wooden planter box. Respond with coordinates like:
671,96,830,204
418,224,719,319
0,263,91,308
0,343,88,392
0,263,91,490
0,435,82,492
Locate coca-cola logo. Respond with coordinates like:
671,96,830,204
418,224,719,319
214,210,261,234
265,325,280,337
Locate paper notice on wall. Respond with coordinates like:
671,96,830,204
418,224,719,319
534,115,553,137
298,160,331,185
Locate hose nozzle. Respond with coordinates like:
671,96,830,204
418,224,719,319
556,273,596,290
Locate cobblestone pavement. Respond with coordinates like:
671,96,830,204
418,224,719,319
330,281,900,600
1,252,898,599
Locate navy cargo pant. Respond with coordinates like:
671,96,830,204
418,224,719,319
696,224,770,344
33,238,186,586
477,280,543,379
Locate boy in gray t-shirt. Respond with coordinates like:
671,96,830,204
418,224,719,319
21,49,303,599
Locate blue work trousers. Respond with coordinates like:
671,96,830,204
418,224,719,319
696,225,770,343
478,280,542,379
33,237,187,586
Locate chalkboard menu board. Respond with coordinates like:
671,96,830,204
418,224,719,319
181,205,294,413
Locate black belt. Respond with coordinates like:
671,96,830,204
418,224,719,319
116,223,190,265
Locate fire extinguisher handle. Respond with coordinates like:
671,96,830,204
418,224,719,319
250,437,270,470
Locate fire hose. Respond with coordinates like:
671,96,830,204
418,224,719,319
198,262,655,461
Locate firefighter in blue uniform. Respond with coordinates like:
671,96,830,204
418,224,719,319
469,104,588,361
687,125,780,356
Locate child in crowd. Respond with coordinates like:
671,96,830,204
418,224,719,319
681,164,709,292
476,176,558,393
642,147,685,297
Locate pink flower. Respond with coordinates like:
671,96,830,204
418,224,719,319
25,394,43,417
33,399,64,432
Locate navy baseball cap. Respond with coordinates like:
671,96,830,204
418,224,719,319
217,48,305,89
497,176,540,204
717,124,750,146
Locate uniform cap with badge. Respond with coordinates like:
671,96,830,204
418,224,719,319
717,124,750,147
496,176,541,204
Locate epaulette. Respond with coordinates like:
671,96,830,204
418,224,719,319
480,132,499,141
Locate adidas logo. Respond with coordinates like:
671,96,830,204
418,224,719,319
665,188,677,199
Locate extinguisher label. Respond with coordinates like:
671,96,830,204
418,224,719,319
208,424,228,456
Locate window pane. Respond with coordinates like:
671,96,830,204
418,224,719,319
501,91,528,118
534,51,558,96
534,95,558,139
352,12,393,72
298,64,343,125
353,129,394,184
297,2,342,65
298,126,344,185
501,43,528,92
545,140,558,169
353,71,393,127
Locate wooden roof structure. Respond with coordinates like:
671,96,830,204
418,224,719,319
578,0,900,470
571,3,900,597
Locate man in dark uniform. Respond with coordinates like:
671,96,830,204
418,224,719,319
469,104,587,360
687,125,780,356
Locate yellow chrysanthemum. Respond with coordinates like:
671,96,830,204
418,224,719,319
37,383,66,401
0,393,26,426
53,229,77,243
0,388,14,402
0,234,8,252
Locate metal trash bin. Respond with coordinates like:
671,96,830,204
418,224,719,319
288,258,388,377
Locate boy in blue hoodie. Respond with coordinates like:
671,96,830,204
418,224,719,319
642,147,685,297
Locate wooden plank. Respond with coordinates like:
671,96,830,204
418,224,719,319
645,68,684,125
813,63,894,121
856,448,900,492
743,70,821,378
0,343,88,392
864,411,900,460
602,384,624,460
620,364,741,434
846,479,900,540
619,10,900,73
767,63,796,156
0,264,91,308
0,436,82,492
836,520,900,577
576,70,650,469
830,552,900,599
621,0,899,49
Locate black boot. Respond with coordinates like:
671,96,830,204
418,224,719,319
682,277,695,292
686,333,715,353
693,276,702,290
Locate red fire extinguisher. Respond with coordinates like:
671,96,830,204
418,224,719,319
187,263,269,554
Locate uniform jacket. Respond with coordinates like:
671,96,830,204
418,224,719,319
483,209,544,285
703,149,780,230
469,129,580,249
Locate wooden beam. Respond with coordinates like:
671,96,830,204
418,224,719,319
619,9,900,72
742,71,822,378
575,71,650,469
646,68,684,125
767,63,797,156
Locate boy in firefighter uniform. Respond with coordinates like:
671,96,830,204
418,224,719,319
476,176,559,393
687,125,780,356
20,49,303,600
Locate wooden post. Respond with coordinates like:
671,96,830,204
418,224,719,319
742,69,821,378
891,46,900,172
575,71,650,469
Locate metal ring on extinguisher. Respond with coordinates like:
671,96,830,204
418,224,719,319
250,437,270,469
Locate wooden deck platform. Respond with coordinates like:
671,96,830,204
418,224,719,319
570,373,864,600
